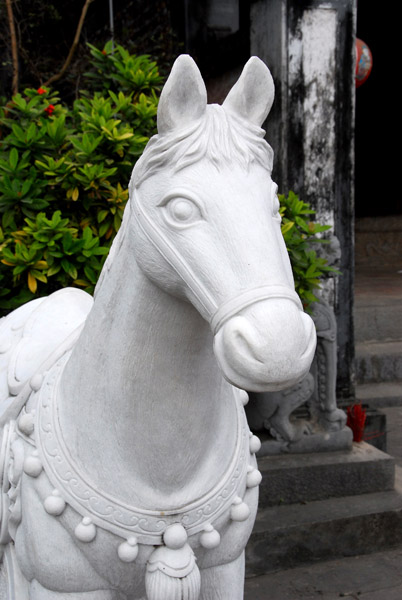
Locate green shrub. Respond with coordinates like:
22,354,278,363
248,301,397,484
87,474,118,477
0,43,162,313
0,44,335,315
279,191,338,308
84,41,162,95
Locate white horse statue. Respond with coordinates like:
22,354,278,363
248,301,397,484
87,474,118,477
0,55,316,599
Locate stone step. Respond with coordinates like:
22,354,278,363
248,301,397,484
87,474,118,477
257,442,394,508
355,216,402,269
355,340,402,384
356,381,402,408
354,304,402,343
246,465,402,577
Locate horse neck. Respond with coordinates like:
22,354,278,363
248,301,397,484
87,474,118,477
58,230,238,509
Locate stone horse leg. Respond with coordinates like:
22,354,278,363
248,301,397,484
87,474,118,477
28,582,116,600
30,560,245,600
199,553,245,600
0,545,117,600
26,559,245,600
26,559,244,600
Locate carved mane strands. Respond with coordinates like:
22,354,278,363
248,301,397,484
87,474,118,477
132,104,274,187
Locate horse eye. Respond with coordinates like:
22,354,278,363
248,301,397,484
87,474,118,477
164,197,202,226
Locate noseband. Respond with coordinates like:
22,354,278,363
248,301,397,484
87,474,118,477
133,192,303,334
210,285,302,334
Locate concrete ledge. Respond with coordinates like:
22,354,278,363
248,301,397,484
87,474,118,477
354,305,402,343
246,466,402,577
356,340,402,384
355,215,402,233
257,442,395,508
356,382,402,407
244,547,402,599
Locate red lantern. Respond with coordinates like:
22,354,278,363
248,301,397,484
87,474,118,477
355,38,373,88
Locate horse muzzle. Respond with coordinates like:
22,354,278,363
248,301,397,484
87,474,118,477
212,298,317,392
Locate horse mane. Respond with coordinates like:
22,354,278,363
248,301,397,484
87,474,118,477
131,104,274,189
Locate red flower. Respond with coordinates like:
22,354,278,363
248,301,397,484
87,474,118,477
44,104,55,116
102,49,107,55
37,87,46,95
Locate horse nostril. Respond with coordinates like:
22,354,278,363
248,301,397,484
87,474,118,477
222,316,265,365
213,304,317,392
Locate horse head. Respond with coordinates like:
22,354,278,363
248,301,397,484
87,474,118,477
126,55,316,392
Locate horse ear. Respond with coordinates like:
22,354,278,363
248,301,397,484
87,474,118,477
223,57,275,127
157,55,207,134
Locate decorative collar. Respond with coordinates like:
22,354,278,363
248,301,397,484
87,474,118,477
35,352,252,545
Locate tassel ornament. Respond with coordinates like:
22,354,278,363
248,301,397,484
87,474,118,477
146,523,201,600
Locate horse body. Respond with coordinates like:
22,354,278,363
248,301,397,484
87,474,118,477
0,55,316,599
58,228,239,510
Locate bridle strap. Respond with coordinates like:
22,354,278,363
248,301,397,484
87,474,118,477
210,285,303,334
133,192,303,334
133,192,218,317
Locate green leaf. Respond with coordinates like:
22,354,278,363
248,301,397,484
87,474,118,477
84,265,97,283
47,264,61,276
9,148,18,170
61,259,77,280
97,209,109,223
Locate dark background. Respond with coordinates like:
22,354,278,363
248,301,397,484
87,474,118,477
355,2,400,217
0,0,253,100
0,0,182,100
